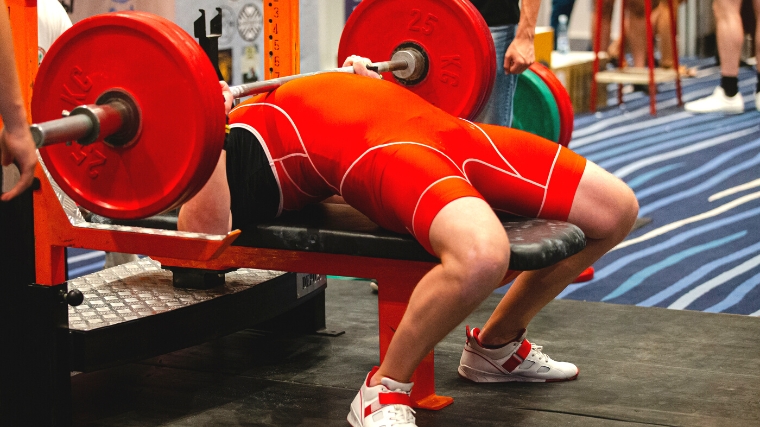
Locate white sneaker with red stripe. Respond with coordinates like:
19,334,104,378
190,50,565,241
348,367,417,427
458,326,579,383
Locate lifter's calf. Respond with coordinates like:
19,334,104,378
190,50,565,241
372,197,510,385
478,162,638,346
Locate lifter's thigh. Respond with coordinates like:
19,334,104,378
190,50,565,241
341,143,481,254
567,161,639,240
429,197,510,286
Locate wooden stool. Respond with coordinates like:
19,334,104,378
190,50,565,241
591,0,684,115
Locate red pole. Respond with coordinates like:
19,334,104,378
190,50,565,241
591,0,604,112
645,0,656,115
618,0,627,105
667,0,683,106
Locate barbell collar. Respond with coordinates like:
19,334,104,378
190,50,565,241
96,89,142,148
390,49,426,82
69,103,125,146
390,43,429,86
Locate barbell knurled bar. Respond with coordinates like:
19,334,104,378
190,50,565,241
31,57,413,149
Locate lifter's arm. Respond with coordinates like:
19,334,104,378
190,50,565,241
177,150,232,234
177,82,234,234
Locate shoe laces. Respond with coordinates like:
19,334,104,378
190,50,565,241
386,404,416,424
375,380,415,425
528,343,552,363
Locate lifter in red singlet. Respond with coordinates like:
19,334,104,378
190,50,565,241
178,58,639,427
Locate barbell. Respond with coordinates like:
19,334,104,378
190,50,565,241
32,3,498,220
31,0,572,221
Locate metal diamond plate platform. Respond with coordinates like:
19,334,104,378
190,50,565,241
68,258,288,331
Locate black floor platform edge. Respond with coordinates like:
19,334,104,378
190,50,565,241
70,279,760,427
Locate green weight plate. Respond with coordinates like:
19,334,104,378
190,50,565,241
512,69,561,143
529,63,574,147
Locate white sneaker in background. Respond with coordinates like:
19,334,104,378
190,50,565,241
684,87,744,114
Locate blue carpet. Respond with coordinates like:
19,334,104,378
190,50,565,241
556,59,760,316
68,59,760,317
67,248,105,278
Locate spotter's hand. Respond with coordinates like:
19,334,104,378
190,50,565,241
220,81,234,115
342,55,382,79
0,126,37,202
503,35,534,74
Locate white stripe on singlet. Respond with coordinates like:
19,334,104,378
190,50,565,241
463,119,563,217
410,176,471,239
340,141,467,240
536,144,563,218
338,141,465,196
462,119,521,176
233,103,338,193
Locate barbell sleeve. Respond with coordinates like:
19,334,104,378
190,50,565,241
367,57,412,74
31,114,95,148
31,102,129,148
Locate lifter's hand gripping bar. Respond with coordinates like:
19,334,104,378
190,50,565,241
229,58,409,98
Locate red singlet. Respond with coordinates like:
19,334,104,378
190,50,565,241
229,73,586,254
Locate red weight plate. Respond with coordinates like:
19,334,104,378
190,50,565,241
338,0,496,120
528,63,574,147
33,12,226,219
127,11,227,204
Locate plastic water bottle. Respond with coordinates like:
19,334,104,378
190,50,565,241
557,14,570,54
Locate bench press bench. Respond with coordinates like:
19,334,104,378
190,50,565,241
88,201,586,409
0,154,587,427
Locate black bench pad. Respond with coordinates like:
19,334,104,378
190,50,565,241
234,204,585,271
90,204,585,271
